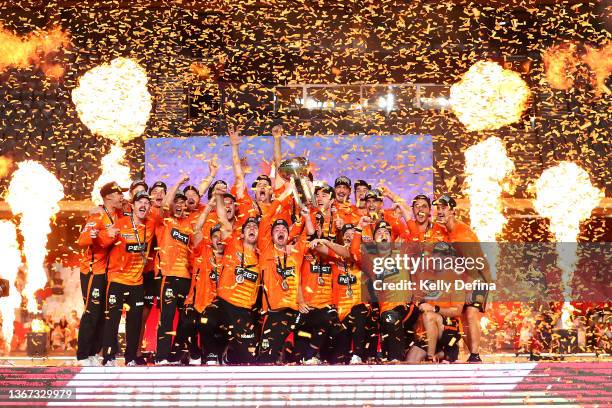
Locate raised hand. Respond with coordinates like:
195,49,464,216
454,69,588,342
228,124,242,146
271,124,283,139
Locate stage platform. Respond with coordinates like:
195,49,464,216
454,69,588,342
0,361,610,407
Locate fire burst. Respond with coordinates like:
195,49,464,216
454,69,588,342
71,57,152,144
6,161,64,312
542,43,578,91
0,155,13,179
0,25,69,78
450,61,531,132
582,42,612,95
91,144,131,205
534,161,603,301
0,221,23,349
464,137,514,241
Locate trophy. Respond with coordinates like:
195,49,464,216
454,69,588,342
278,157,315,207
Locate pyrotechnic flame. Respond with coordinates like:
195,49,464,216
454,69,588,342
582,42,612,95
464,137,514,242
71,57,152,144
534,162,603,301
450,61,531,132
534,161,603,242
0,155,13,179
480,315,490,332
6,161,64,313
91,144,131,205
0,25,69,77
0,221,23,349
30,318,47,333
542,43,578,91
190,62,212,80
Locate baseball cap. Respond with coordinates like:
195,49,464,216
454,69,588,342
314,183,335,199
354,179,371,190
149,181,167,194
251,175,272,189
223,192,236,202
210,223,222,237
207,180,228,200
130,179,148,193
242,216,260,232
340,223,356,235
183,185,200,197
271,219,289,233
131,191,151,204
334,176,352,188
99,181,127,198
433,194,457,209
373,220,391,236
412,194,431,207
174,191,187,202
364,189,383,202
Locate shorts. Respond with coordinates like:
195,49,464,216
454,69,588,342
464,287,488,313
143,271,160,307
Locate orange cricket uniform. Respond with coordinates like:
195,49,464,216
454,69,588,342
330,252,363,321
186,239,222,313
300,249,334,309
232,184,293,226
157,215,194,279
332,201,360,225
402,220,447,243
77,207,119,275
216,234,260,309
445,221,479,243
99,214,160,286
360,209,406,242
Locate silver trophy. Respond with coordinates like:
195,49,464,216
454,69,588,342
278,157,315,207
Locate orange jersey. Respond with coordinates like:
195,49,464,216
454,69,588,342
217,234,260,309
445,221,479,243
157,215,194,278
360,209,406,242
187,239,222,312
100,214,160,286
77,207,118,275
300,248,333,309
233,184,293,226
332,201,360,225
331,252,363,321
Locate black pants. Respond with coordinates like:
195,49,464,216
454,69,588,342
379,303,420,361
172,306,204,361
156,276,191,361
364,303,380,360
102,282,144,364
292,306,339,362
329,303,371,364
200,297,257,364
77,273,106,360
257,308,299,364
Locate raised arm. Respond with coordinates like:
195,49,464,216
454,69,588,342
379,184,411,222
215,188,233,240
271,124,285,190
228,124,245,199
197,157,219,197
163,174,190,210
192,200,215,247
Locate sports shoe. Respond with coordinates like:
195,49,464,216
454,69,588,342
88,356,102,367
126,360,137,367
302,357,321,365
76,358,91,367
205,359,219,366
189,356,202,365
467,353,482,363
103,359,117,367
349,355,363,365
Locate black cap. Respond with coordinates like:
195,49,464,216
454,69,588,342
314,183,335,199
207,180,228,200
334,176,352,188
130,179,148,193
271,219,289,233
242,216,260,232
149,181,167,194
433,194,457,209
433,242,456,257
131,191,151,204
373,220,391,236
354,179,371,190
174,192,187,202
364,189,383,202
412,194,431,207
183,185,200,197
251,175,272,189
340,223,356,235
210,223,222,237
100,182,127,198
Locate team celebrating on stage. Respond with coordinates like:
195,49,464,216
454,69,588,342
76,125,490,367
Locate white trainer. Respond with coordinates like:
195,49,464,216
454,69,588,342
76,358,91,367
302,357,321,365
88,356,102,367
189,357,202,365
349,355,363,365
104,359,117,367
126,360,137,367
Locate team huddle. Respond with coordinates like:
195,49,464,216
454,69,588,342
76,125,490,367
